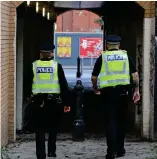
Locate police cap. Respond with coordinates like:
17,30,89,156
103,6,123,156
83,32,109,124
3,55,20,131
40,43,55,53
105,35,121,44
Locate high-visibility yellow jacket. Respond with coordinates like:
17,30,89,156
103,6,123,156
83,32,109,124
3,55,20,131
32,60,60,94
99,50,130,88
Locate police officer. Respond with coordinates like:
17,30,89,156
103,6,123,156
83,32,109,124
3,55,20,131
91,35,140,159
26,43,70,159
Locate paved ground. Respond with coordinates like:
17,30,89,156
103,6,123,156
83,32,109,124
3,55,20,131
4,135,157,159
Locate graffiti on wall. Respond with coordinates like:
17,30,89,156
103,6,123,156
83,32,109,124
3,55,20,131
136,44,143,114
150,34,155,101
149,33,155,137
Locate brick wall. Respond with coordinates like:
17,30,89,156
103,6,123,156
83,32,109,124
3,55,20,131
0,1,17,146
1,1,11,146
138,1,155,18
9,3,16,143
57,10,101,32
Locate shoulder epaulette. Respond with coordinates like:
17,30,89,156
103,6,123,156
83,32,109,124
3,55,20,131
121,50,127,53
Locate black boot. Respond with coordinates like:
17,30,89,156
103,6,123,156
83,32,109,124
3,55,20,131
106,154,115,159
116,149,126,158
48,152,57,157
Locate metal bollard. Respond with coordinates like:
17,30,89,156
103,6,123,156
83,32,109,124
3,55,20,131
73,56,85,141
73,80,85,141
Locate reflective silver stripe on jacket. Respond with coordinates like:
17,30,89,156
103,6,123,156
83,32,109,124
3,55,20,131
33,61,58,84
101,79,130,85
100,53,129,77
32,88,60,94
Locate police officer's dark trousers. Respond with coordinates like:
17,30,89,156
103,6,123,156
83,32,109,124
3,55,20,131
101,86,129,157
35,125,57,159
33,94,63,159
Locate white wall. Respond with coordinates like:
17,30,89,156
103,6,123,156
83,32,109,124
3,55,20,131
16,18,24,130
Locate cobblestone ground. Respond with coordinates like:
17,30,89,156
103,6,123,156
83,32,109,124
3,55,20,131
5,134,157,159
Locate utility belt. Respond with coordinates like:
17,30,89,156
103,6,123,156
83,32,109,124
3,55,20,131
31,93,62,107
101,85,129,96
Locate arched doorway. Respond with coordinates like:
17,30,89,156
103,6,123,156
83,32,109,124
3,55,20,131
14,1,148,136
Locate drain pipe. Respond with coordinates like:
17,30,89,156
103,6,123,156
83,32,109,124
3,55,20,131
154,7,157,135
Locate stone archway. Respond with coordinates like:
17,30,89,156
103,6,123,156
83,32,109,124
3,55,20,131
0,1,155,145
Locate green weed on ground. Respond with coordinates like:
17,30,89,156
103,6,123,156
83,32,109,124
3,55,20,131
1,147,11,159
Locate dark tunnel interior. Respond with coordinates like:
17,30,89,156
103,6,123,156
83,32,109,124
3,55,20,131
16,1,144,136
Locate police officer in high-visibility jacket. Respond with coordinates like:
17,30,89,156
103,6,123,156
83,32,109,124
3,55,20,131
26,43,70,159
91,35,140,159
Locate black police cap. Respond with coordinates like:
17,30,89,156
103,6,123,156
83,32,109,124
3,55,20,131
40,43,55,52
105,35,121,43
